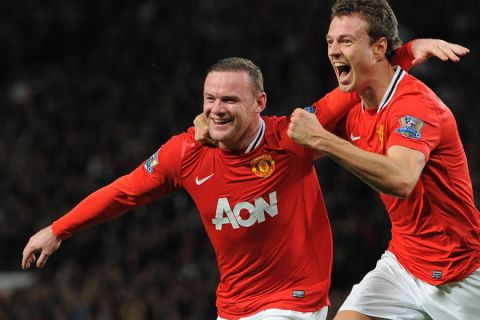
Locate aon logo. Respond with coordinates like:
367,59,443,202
212,192,278,230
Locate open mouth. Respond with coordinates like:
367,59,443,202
334,62,351,82
211,118,232,125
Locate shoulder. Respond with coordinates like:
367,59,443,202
262,115,313,158
388,72,450,117
159,127,206,161
263,115,290,131
262,115,290,144
395,73,441,104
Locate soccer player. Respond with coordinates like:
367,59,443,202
22,44,466,320
22,57,351,320
287,0,480,319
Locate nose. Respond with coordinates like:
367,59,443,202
204,99,226,115
328,41,340,58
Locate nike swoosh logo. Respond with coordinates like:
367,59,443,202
195,174,214,185
350,133,361,141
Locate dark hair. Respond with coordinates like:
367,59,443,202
331,0,402,58
208,57,264,94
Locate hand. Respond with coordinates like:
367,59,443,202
411,39,470,66
193,113,217,146
287,108,327,149
22,225,61,270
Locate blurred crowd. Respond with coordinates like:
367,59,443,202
1,1,479,319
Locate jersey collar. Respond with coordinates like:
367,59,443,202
245,118,265,153
362,66,406,114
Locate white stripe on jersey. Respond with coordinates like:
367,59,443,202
245,118,265,153
361,66,406,114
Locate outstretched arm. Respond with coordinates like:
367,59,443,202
21,183,134,270
21,161,170,269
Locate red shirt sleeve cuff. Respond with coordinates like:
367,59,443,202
51,220,72,240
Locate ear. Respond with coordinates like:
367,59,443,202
372,37,388,61
255,92,267,113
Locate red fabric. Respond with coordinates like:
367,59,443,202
53,118,333,319
344,70,480,284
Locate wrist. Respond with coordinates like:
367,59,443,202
51,221,72,240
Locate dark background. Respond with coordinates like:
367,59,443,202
1,0,479,319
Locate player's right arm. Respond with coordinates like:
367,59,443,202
22,133,186,270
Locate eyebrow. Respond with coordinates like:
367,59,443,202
326,34,353,40
203,93,239,101
220,95,239,101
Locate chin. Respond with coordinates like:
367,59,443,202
209,130,230,143
338,83,354,92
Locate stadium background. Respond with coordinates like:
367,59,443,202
1,0,479,319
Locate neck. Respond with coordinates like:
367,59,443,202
359,64,395,110
219,116,262,152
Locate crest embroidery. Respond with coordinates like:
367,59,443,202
250,154,276,178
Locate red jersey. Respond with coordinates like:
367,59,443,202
343,67,480,284
53,117,333,319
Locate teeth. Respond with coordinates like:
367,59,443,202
213,119,230,124
334,62,348,67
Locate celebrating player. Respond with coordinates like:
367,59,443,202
23,57,350,320
23,36,469,320
287,0,480,319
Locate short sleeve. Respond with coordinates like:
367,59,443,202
385,96,440,161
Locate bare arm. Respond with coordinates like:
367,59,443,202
287,108,426,197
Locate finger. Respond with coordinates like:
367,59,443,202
440,41,470,61
445,43,470,56
441,45,469,62
193,114,205,126
430,46,449,61
22,253,36,270
200,127,211,143
36,251,50,268
442,48,460,62
438,43,460,62
22,245,35,270
21,255,31,270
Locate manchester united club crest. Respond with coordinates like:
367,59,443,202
250,154,276,178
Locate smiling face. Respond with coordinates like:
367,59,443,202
326,13,377,93
203,71,266,151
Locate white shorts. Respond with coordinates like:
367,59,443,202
217,306,328,320
339,251,480,320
